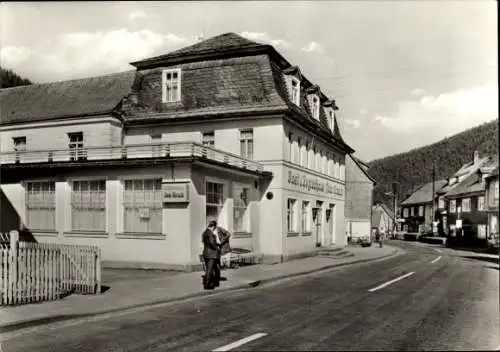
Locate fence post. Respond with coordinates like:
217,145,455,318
9,231,19,304
95,247,101,295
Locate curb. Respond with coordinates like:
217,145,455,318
0,247,401,335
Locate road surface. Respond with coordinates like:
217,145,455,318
1,242,498,351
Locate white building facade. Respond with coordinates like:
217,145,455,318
0,33,354,270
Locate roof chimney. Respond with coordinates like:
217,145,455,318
474,150,479,165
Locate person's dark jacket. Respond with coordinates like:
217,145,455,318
217,227,231,255
202,228,220,259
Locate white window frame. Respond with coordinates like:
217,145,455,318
25,180,56,231
305,141,310,168
13,136,26,162
162,68,181,103
311,95,320,120
449,199,456,213
71,180,106,232
297,138,302,166
239,129,254,160
123,178,163,234
418,205,424,217
438,196,445,209
410,207,415,216
233,183,251,233
301,200,311,233
403,208,409,218
287,198,298,233
478,196,485,211
495,181,499,200
291,77,301,106
68,132,86,161
151,134,162,157
462,198,471,212
202,131,215,147
206,180,226,225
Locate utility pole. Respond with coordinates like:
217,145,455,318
431,161,436,234
392,181,400,233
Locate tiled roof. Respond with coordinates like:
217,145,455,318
445,157,498,197
131,33,266,69
401,179,448,205
0,71,136,125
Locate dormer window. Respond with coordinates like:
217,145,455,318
291,78,300,105
327,110,334,130
162,68,181,103
311,95,320,120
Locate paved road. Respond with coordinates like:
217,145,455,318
1,242,499,351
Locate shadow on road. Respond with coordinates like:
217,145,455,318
462,255,499,265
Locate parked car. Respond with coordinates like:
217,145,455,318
487,232,499,249
360,235,372,247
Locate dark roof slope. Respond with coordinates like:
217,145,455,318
444,172,485,197
0,71,136,125
401,179,448,205
347,154,376,183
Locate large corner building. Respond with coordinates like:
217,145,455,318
0,33,354,270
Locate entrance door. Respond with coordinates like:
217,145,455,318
313,207,322,247
327,204,335,245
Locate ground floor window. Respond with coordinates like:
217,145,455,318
477,224,487,239
71,180,106,231
206,181,225,223
124,179,163,233
26,181,56,230
301,201,310,233
233,183,250,232
287,198,297,232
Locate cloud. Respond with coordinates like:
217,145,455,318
374,85,498,134
345,118,361,129
1,29,193,82
301,41,325,54
410,88,426,97
0,46,32,66
129,10,148,21
240,31,291,48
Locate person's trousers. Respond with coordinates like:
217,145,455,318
203,257,221,288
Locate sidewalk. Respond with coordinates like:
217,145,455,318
0,244,400,333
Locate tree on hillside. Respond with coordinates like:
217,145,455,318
0,67,33,88
368,120,499,209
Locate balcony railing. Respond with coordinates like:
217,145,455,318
0,142,264,173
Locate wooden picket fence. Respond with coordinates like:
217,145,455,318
0,231,101,306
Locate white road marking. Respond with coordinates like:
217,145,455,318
431,256,442,264
212,333,268,351
368,272,415,292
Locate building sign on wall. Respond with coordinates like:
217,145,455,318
286,169,343,198
163,182,189,203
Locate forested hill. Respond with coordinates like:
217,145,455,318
368,119,499,208
1,67,33,88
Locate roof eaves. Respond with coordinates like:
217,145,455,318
350,154,376,184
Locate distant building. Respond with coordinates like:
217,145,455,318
400,179,447,234
485,166,499,242
344,155,376,241
0,33,354,269
371,202,394,235
443,152,497,246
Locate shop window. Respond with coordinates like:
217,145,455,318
68,132,86,161
478,196,485,211
287,198,297,232
477,224,487,239
123,179,163,234
206,181,225,224
233,184,250,233
301,201,311,233
162,68,181,103
240,129,254,160
449,200,456,213
71,180,106,231
462,198,471,212
26,181,56,231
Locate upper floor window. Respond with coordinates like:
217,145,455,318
449,199,456,213
305,141,310,168
68,132,86,161
151,134,162,157
403,208,409,218
418,205,424,217
162,68,181,103
477,196,485,211
291,78,300,106
240,129,254,160
438,196,445,209
410,207,415,216
13,136,26,152
462,198,471,212
495,181,499,200
202,131,215,147
297,138,302,165
311,95,320,120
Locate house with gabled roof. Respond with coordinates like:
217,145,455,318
0,33,354,269
443,152,498,246
344,155,376,242
371,202,394,236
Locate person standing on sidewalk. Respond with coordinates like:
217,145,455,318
201,221,220,290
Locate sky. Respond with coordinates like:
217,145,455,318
1,1,498,162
